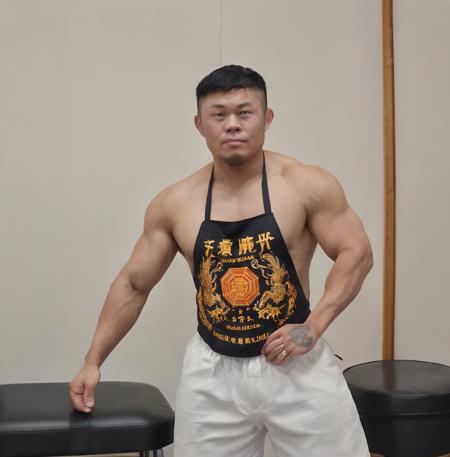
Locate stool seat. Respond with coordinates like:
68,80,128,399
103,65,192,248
0,381,175,457
344,360,450,457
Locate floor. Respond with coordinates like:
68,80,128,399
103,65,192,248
372,455,450,457
64,448,450,456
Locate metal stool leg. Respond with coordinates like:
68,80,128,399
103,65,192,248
139,448,164,456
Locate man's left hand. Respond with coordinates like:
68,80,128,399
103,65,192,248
261,322,320,365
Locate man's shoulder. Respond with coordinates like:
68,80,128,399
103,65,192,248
162,162,211,205
270,150,336,188
270,150,345,210
144,162,211,231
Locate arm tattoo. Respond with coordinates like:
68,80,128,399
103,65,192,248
289,324,313,348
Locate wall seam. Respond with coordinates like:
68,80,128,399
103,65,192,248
219,0,223,65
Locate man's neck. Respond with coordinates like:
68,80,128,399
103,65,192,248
212,149,264,190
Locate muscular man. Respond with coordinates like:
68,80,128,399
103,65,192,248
70,65,373,456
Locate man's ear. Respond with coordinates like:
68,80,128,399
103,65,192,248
264,108,274,131
194,114,204,137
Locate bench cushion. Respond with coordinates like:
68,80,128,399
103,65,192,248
344,360,450,416
0,381,174,457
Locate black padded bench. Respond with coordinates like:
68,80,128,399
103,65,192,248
344,359,450,457
0,381,174,457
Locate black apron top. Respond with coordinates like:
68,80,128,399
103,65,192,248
192,151,311,357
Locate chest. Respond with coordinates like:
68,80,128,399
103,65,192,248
173,185,310,276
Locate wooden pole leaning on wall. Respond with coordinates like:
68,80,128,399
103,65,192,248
382,0,396,360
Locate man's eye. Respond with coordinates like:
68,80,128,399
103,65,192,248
240,111,251,115
214,113,224,118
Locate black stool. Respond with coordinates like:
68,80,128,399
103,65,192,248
0,381,174,457
343,360,450,457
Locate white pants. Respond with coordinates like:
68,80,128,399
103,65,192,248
174,331,370,457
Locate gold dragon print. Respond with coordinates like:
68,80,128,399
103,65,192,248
251,252,297,325
197,255,230,324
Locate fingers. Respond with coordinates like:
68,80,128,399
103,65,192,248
272,346,288,364
266,343,285,363
264,340,296,364
83,382,96,411
261,328,282,352
261,336,283,357
278,348,298,365
261,324,317,364
69,381,91,413
69,367,99,414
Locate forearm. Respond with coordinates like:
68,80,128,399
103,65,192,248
84,275,148,367
305,248,373,338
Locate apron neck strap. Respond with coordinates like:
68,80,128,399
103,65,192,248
205,150,271,221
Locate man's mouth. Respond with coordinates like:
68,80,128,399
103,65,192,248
223,139,247,144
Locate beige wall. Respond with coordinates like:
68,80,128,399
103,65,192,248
393,0,450,364
3,1,445,457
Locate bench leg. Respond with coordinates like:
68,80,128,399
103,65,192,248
139,450,164,457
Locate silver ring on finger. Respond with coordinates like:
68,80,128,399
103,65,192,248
279,349,288,359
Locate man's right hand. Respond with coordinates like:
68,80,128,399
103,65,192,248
67,190,177,414
69,364,101,413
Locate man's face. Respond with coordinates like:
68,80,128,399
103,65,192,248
194,88,274,166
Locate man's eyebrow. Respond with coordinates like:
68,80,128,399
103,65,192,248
208,102,253,110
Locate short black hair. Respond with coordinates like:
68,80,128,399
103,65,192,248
196,64,267,112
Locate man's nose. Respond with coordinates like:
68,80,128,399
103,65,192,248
224,114,241,132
